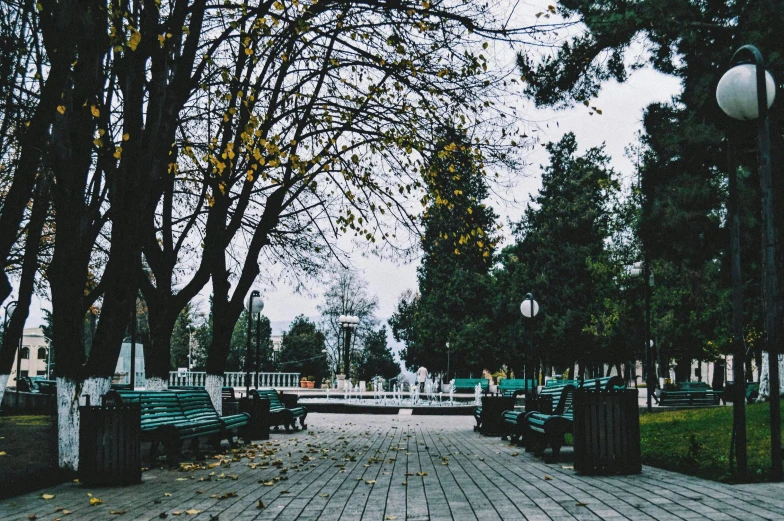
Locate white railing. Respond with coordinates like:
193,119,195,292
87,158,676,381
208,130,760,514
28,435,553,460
167,371,301,388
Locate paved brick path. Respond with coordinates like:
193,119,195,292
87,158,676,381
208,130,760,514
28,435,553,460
1,413,783,520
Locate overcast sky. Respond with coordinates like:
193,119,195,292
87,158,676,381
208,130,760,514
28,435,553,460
16,3,683,334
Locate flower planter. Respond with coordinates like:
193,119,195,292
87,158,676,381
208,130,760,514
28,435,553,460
300,380,309,388
306,381,315,388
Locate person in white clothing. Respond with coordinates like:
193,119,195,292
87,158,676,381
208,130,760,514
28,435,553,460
417,366,428,393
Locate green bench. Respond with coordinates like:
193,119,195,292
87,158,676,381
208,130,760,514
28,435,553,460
249,388,307,431
503,382,575,446
525,376,626,461
658,381,722,406
107,389,249,463
498,378,537,397
452,378,489,393
545,379,578,387
502,376,626,458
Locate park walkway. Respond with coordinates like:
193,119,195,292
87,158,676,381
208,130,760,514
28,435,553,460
1,413,782,521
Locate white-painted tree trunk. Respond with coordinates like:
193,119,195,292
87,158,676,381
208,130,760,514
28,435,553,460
205,374,223,415
57,376,111,471
756,351,784,401
145,376,167,391
0,373,8,409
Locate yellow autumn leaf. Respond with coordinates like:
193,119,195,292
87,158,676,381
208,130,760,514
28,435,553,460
128,29,141,51
113,147,122,159
89,497,103,505
90,105,100,117
93,138,103,147
110,510,126,514
123,133,130,141
57,106,66,115
185,509,200,515
41,494,55,500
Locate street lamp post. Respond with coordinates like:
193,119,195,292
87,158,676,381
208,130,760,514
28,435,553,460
630,262,655,412
245,290,263,397
716,44,778,480
520,293,539,383
338,315,359,380
4,301,18,400
446,341,450,387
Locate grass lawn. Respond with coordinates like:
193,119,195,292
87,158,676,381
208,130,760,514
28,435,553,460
0,415,70,499
640,400,783,483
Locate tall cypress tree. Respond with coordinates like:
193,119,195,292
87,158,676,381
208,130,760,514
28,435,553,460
394,127,498,377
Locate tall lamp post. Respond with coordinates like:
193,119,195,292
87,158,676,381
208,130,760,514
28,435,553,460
630,262,655,412
446,341,451,387
4,301,19,399
716,44,778,480
520,293,539,383
338,315,359,380
245,290,263,397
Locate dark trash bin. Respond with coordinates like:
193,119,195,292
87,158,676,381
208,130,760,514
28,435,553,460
573,388,641,475
79,398,141,485
479,395,516,436
240,396,270,441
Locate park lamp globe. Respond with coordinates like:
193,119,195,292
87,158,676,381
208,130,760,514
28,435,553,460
717,64,776,121
519,295,539,318
246,290,264,314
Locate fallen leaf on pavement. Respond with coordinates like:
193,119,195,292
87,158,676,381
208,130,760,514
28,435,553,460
575,502,587,507
185,509,201,515
89,497,103,506
319,493,329,498
543,475,553,481
110,510,127,514
256,500,265,509
41,495,55,500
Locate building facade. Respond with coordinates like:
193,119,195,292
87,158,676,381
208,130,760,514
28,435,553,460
9,327,49,381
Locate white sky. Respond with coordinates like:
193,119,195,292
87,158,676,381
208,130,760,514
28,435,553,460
16,4,683,333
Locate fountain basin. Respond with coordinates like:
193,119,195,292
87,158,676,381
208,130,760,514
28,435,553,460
298,399,476,415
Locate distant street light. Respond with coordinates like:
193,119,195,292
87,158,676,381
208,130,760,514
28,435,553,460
338,315,359,379
520,293,539,382
717,44,778,480
245,290,263,396
629,262,654,412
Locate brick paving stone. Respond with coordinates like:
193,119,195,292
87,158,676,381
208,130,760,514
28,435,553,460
4,413,784,520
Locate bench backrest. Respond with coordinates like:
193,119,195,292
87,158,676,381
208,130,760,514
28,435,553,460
222,387,236,400
452,379,489,390
498,379,536,392
253,388,285,409
536,384,575,414
110,390,186,429
545,379,578,387
173,388,221,423
678,381,711,391
580,376,626,391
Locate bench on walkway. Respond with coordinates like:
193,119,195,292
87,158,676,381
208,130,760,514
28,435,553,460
17,376,57,395
526,376,626,461
658,381,722,406
545,379,578,387
502,376,626,459
498,378,537,397
452,378,489,393
249,388,307,432
503,382,576,446
107,389,249,463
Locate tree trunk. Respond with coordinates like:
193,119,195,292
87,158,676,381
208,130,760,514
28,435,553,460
757,351,784,401
56,376,111,470
0,173,50,406
144,297,179,388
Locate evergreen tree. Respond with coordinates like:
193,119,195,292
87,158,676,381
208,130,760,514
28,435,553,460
356,326,399,381
394,127,499,377
279,316,328,385
496,133,620,377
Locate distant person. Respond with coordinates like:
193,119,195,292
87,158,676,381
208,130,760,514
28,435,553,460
417,366,428,393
